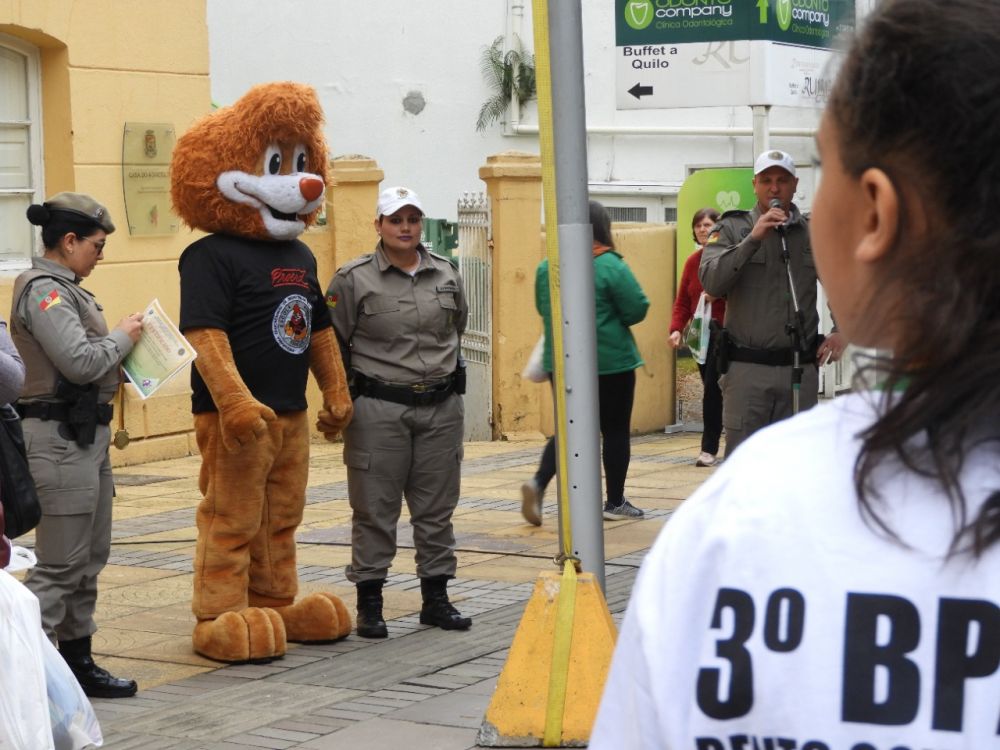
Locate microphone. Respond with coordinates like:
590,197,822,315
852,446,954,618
769,198,789,233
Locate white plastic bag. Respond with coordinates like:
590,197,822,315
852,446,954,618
43,635,103,749
0,569,56,750
0,570,103,750
521,335,548,383
684,293,712,365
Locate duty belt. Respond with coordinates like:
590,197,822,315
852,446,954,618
350,372,455,407
727,343,817,367
15,401,114,425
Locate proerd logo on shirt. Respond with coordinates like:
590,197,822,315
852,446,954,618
271,268,309,289
272,294,312,354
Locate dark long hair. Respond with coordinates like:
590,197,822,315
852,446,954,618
829,0,1000,557
589,200,615,251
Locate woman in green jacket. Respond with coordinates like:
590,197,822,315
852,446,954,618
521,201,650,525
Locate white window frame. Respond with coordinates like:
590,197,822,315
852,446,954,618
0,33,44,268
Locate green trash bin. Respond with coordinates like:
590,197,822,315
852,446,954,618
421,218,458,259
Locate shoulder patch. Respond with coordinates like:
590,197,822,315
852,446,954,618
37,288,62,312
719,209,750,220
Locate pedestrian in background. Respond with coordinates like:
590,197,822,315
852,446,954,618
521,200,650,525
327,186,471,639
592,1,1000,746
12,193,143,698
669,207,725,467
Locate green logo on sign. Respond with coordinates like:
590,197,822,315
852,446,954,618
624,0,654,30
776,0,792,30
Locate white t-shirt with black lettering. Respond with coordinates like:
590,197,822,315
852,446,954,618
591,392,999,750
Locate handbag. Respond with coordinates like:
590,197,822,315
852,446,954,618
684,293,712,365
0,404,42,539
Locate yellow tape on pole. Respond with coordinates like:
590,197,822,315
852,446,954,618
542,559,578,746
532,2,577,744
531,0,573,563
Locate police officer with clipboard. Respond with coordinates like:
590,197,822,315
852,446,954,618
12,193,143,698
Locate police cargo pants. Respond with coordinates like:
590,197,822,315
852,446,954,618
721,361,818,457
342,393,464,583
22,420,114,642
192,410,309,618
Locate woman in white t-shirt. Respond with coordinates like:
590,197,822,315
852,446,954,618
591,2,1000,748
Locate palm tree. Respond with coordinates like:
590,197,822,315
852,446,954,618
476,35,537,132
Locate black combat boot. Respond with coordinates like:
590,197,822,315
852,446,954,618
59,636,137,699
419,576,472,630
355,579,388,638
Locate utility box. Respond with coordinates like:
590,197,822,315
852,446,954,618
421,218,458,258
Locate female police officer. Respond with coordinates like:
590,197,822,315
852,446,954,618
326,186,470,638
13,192,143,698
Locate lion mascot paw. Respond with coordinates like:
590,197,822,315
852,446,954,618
171,82,353,663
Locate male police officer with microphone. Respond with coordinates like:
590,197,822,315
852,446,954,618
699,150,845,456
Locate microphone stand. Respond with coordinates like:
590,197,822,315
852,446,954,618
777,223,809,415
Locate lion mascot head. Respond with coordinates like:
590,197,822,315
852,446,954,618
171,81,328,242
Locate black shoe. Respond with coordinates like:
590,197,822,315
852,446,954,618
68,659,139,699
356,580,388,638
419,576,472,630
59,636,137,699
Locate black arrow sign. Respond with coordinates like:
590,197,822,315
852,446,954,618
628,83,653,99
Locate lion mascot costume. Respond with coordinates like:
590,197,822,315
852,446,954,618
171,82,353,663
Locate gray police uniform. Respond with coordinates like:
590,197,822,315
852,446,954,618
10,258,134,641
327,243,468,584
699,205,819,457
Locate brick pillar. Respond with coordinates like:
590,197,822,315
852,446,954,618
478,151,545,439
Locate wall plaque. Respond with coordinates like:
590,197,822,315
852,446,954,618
122,122,178,235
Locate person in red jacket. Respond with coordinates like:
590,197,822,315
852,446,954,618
669,208,726,466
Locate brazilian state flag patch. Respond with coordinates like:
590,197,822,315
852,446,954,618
326,293,338,309
38,289,62,311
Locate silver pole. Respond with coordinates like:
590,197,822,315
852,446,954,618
547,0,605,592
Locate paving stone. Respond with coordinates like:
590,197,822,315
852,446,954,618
296,717,479,750
386,689,492,729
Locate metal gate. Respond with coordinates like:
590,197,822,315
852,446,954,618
456,192,493,441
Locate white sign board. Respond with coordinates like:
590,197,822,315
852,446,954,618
614,0,854,110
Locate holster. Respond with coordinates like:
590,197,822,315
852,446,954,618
55,378,100,447
715,327,731,375
453,357,467,395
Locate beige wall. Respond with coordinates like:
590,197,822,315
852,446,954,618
530,224,677,439
1,0,210,465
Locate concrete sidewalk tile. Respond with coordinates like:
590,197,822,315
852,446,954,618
95,731,193,749
385,689,492,729
458,676,499,696
119,702,287,741
297,717,479,749
201,682,360,713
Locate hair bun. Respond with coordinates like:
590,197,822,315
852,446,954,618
26,203,50,226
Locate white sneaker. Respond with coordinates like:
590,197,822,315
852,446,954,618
520,480,543,526
696,452,718,467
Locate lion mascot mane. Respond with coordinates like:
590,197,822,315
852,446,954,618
171,82,353,663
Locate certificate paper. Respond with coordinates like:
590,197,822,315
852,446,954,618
122,298,197,399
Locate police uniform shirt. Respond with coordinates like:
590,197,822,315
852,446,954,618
326,243,468,384
179,234,330,413
699,205,820,350
590,392,1000,750
12,257,133,403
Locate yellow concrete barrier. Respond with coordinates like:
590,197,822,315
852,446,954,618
478,569,617,747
